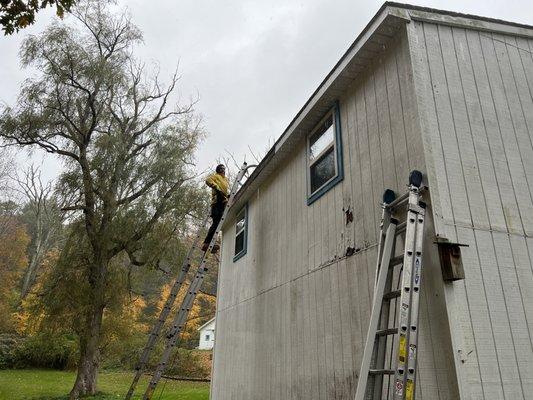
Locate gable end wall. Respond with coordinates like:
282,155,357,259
211,24,460,400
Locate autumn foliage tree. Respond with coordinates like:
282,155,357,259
0,0,204,397
0,216,30,332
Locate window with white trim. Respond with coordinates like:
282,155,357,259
307,105,343,204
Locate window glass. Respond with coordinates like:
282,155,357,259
234,207,247,258
206,334,210,340
235,231,245,255
236,212,245,234
309,119,334,162
307,105,343,204
310,148,336,193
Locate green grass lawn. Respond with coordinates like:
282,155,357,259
0,369,209,400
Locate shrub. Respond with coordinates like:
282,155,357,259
100,331,147,370
17,333,78,369
11,333,78,369
0,334,23,369
165,349,211,379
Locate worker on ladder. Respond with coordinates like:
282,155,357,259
202,164,229,253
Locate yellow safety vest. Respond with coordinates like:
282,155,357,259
206,173,229,205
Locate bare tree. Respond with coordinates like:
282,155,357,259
0,1,203,397
12,165,64,298
0,149,13,193
0,149,19,236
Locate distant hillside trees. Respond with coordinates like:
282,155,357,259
0,209,30,332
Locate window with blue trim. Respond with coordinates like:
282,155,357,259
307,103,343,205
233,205,247,261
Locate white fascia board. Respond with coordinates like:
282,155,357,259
406,8,533,38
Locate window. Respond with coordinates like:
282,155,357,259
205,334,210,341
233,205,248,261
307,102,343,204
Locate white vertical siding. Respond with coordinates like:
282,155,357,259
408,20,533,400
210,25,459,400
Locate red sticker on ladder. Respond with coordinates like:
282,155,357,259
395,381,404,395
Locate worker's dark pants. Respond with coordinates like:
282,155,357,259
204,202,225,245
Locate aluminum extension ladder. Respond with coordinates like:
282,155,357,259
125,162,255,400
354,170,426,400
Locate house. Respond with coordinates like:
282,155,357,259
211,2,533,399
197,317,216,350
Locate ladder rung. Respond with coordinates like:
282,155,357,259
396,221,406,233
376,327,398,337
384,191,409,210
383,290,401,301
389,255,403,267
369,369,395,375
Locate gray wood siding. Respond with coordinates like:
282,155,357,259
210,26,458,400
408,20,533,400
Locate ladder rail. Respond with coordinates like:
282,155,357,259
404,204,425,400
374,206,392,289
354,221,397,400
386,267,403,400
140,163,252,400
392,188,424,400
370,190,399,400
373,188,396,289
124,214,210,400
373,237,396,400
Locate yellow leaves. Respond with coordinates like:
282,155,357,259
0,217,30,332
154,281,216,343
14,249,60,335
155,283,172,312
101,294,150,351
18,16,30,28
0,218,30,278
118,296,148,334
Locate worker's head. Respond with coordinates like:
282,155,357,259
216,164,226,176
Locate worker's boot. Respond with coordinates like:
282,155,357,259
201,242,209,252
211,244,220,254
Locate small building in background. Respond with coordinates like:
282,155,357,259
197,317,215,350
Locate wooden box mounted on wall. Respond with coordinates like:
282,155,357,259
435,238,467,281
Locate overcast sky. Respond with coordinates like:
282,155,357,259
2,0,533,181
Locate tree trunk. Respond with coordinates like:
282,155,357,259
21,235,45,298
21,253,40,298
69,262,106,399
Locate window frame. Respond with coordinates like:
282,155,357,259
306,101,344,205
233,203,248,262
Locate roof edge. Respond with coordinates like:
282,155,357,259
385,2,533,32
227,3,407,218
273,3,408,153
227,2,533,219
197,317,216,331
